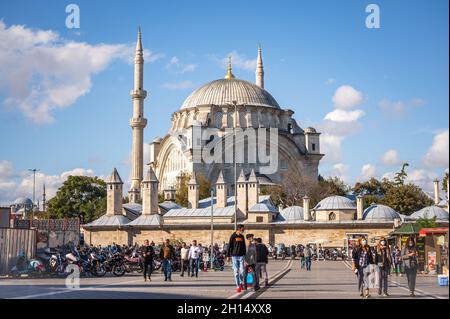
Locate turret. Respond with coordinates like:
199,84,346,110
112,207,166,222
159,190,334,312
304,127,320,154
247,169,259,208
236,170,248,214
141,166,159,215
216,170,227,208
106,168,124,216
188,172,200,209
303,195,310,221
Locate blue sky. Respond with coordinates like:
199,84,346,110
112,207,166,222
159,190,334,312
0,0,448,204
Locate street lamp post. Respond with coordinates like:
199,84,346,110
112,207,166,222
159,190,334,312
210,188,214,270
28,168,39,220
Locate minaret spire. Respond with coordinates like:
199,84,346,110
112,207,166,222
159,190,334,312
255,44,264,89
129,27,148,203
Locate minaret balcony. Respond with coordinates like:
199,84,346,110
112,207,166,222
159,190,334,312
130,117,147,128
130,89,148,99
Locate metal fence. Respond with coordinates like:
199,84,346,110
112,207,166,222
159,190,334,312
0,228,36,276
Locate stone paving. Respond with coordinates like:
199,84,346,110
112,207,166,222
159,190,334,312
0,259,448,299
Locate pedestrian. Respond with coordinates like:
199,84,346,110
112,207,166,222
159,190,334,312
159,239,175,282
375,237,391,296
141,239,154,282
352,236,375,298
180,242,189,277
227,224,247,293
203,247,210,272
392,246,402,276
243,234,259,291
188,240,201,277
304,244,312,271
401,236,419,297
255,237,269,287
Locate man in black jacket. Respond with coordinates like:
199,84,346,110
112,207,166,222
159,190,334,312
227,224,246,293
255,238,269,287
141,239,154,282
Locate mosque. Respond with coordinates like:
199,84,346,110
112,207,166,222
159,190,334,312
82,30,449,247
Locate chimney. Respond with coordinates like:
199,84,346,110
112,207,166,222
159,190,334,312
141,166,159,215
188,172,200,209
303,195,310,221
434,179,440,205
356,195,364,220
247,169,259,208
164,187,176,202
216,170,227,208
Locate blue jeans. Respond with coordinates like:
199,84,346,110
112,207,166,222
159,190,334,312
231,256,245,288
189,257,199,276
163,259,172,279
305,257,312,270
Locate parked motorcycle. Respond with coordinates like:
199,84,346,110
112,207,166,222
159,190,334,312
10,250,45,278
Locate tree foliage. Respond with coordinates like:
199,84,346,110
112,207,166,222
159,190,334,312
443,172,449,193
175,172,211,207
382,183,433,215
416,216,437,229
394,163,409,186
47,175,107,223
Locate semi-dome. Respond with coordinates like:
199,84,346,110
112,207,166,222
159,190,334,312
363,204,400,221
410,206,449,220
280,206,304,220
181,78,280,109
313,196,356,211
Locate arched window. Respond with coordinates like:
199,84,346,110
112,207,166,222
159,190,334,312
329,212,336,221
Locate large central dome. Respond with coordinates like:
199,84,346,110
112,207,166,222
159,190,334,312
181,78,280,109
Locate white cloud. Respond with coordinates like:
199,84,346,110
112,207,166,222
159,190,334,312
0,160,15,180
358,164,377,181
166,56,197,73
382,149,401,166
378,98,426,116
0,165,99,206
423,129,449,168
406,169,439,192
161,81,194,90
324,109,365,122
319,85,366,164
326,78,336,85
219,51,256,71
0,21,162,124
322,163,350,182
332,85,364,109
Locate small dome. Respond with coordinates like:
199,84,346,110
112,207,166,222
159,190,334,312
363,204,400,221
13,197,33,206
181,79,280,109
280,206,304,220
411,206,449,220
304,127,317,133
313,196,356,211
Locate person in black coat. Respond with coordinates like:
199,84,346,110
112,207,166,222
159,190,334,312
255,238,269,287
141,239,154,282
352,236,375,298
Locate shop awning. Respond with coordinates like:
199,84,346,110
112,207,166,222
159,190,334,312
418,227,449,237
390,223,422,235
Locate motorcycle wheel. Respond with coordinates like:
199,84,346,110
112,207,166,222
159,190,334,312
94,265,106,277
113,265,126,277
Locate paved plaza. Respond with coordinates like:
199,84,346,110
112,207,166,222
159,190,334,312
0,260,448,299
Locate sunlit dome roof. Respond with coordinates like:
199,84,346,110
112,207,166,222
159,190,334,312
363,204,400,221
280,206,304,220
313,196,356,211
181,79,280,109
410,206,449,220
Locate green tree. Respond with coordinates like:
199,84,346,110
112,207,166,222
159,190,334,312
381,183,433,215
394,163,409,186
47,175,107,223
416,216,437,229
443,172,449,193
352,177,394,208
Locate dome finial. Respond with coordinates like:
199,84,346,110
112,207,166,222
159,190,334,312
224,55,235,80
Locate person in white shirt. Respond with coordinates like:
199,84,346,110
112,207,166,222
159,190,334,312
180,242,189,277
188,240,202,277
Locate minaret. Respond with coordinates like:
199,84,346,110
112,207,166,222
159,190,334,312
42,184,46,213
129,27,148,203
255,44,264,89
